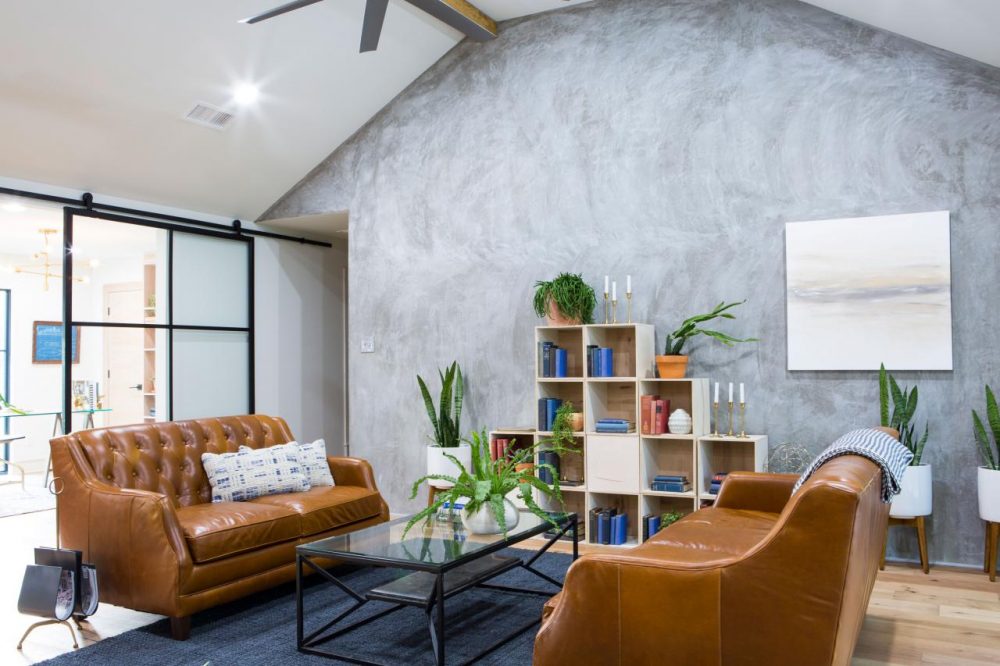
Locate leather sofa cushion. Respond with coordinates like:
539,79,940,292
640,507,779,560
177,502,302,563
250,485,384,536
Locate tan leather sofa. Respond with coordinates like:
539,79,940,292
534,454,891,666
50,415,389,639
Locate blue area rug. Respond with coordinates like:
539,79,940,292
39,548,571,665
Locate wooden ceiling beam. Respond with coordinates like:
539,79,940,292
405,0,498,42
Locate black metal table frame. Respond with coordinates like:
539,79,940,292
295,514,578,666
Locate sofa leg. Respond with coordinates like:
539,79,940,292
170,616,190,641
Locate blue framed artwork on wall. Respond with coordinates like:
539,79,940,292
32,321,80,365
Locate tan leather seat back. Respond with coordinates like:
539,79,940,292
60,415,294,507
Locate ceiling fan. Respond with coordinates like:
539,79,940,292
240,0,498,53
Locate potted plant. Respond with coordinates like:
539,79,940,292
405,429,568,536
418,361,471,488
880,364,931,518
533,273,597,326
973,385,1000,523
656,301,757,378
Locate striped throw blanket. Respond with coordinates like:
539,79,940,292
792,428,913,503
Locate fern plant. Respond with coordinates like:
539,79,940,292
878,363,929,465
417,361,463,448
533,273,597,325
973,385,1000,471
663,300,757,356
404,429,571,537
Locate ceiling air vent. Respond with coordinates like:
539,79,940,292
183,102,234,130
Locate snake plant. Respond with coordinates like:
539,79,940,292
973,385,1000,471
879,364,929,465
418,361,463,448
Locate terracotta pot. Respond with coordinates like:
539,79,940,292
545,299,582,326
655,355,689,378
568,412,584,431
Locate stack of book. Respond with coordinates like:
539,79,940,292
588,507,629,545
640,395,672,435
709,471,729,495
586,345,615,377
538,341,569,378
537,397,563,431
642,513,663,540
537,450,561,484
650,472,691,493
595,418,635,433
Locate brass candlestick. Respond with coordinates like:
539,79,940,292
738,402,748,438
611,298,618,324
603,292,609,324
626,292,632,323
712,401,720,436
726,401,734,437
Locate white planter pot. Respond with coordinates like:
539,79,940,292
890,464,933,518
978,466,1000,522
461,498,520,534
426,444,471,488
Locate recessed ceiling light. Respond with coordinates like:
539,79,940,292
1,201,27,213
232,82,260,106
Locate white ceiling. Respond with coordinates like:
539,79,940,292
0,1,590,222
1,1,998,229
801,0,1000,68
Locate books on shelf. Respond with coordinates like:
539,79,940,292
538,341,570,378
640,395,671,434
586,345,615,377
589,506,629,545
709,471,729,495
595,418,635,434
642,513,663,540
537,398,563,431
650,472,691,493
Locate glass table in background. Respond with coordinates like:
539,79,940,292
0,408,112,486
296,510,578,666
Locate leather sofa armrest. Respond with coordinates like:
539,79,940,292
327,456,390,517
713,472,800,513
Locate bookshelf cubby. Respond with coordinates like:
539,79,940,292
697,435,769,502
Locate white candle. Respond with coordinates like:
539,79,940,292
626,275,632,294
604,275,609,295
740,383,745,403
714,382,719,403
612,281,617,301
728,382,733,403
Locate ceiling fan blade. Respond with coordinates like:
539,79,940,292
359,0,390,53
240,0,325,24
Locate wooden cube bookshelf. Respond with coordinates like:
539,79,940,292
697,435,769,502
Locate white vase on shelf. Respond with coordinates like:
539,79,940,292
667,409,692,435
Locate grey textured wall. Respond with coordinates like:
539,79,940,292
264,0,1000,566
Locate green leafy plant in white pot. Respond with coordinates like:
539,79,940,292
881,364,931,519
405,429,566,536
972,385,1000,523
418,362,471,489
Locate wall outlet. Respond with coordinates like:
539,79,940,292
361,336,375,354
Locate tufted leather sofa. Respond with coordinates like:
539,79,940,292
534,451,894,666
50,414,389,639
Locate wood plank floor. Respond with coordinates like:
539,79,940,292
2,502,998,665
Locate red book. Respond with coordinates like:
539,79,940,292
654,400,668,434
640,395,657,434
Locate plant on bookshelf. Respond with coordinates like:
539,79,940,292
880,363,932,518
533,273,597,325
418,361,471,486
656,300,757,378
405,429,568,536
972,385,1000,523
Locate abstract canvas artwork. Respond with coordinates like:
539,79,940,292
785,211,953,371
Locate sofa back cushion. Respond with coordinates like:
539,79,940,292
71,415,295,507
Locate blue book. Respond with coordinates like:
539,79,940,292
599,347,613,376
555,348,568,377
545,398,562,431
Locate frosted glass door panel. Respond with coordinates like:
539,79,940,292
172,331,248,419
172,234,249,328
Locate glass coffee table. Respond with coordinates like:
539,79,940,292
295,510,578,665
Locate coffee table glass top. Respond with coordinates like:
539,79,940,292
299,510,572,570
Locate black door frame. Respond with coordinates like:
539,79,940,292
61,207,255,428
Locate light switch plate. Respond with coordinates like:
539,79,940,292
361,336,375,354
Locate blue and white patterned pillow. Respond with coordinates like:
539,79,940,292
240,440,335,488
202,445,311,503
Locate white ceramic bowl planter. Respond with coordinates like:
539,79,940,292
979,467,1000,523
426,443,472,489
461,498,520,535
890,464,933,518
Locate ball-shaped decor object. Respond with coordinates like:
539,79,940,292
667,408,692,435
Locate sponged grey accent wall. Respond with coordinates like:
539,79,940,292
263,0,1000,566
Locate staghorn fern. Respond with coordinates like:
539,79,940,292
973,385,1000,471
